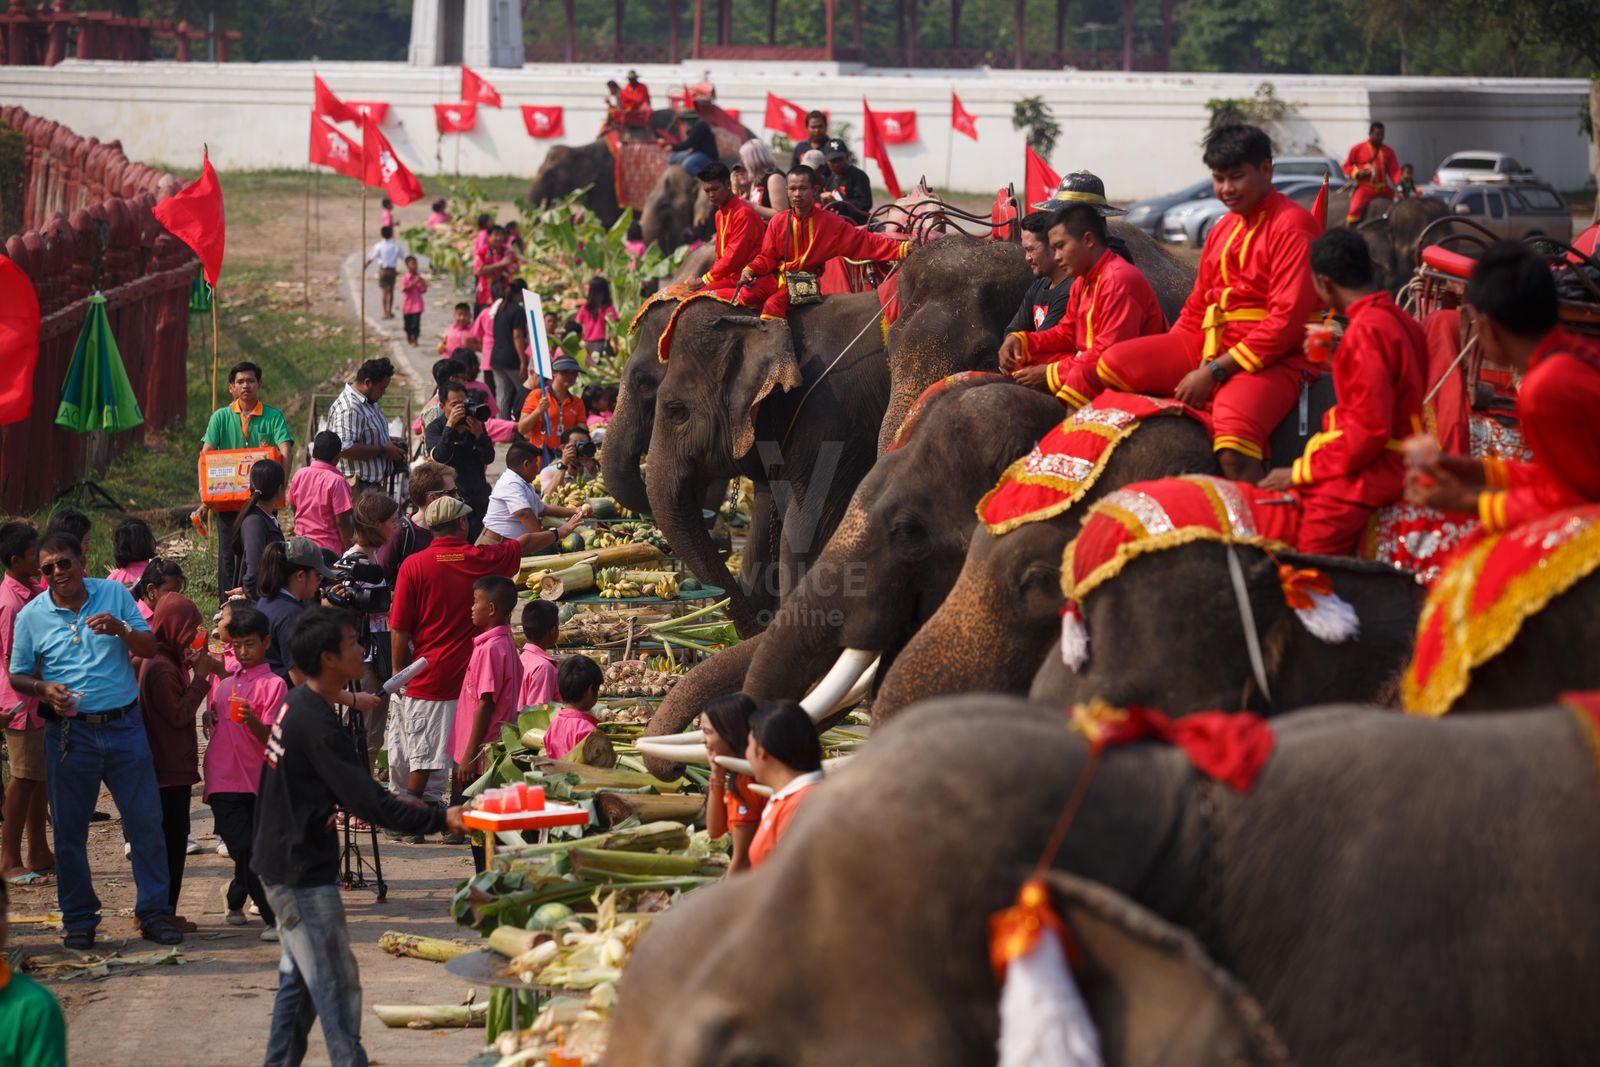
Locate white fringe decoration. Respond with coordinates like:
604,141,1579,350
1294,588,1361,643
1059,602,1089,673
997,927,1104,1067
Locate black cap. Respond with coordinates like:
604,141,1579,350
822,138,850,161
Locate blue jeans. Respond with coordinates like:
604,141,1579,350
261,881,367,1067
668,149,714,177
43,708,171,932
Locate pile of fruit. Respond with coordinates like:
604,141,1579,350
596,567,679,600
587,523,671,552
599,660,678,698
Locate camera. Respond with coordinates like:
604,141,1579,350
322,558,391,615
464,400,491,423
572,439,597,459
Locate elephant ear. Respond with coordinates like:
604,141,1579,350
1041,871,1293,1067
723,317,802,459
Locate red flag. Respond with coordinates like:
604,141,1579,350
952,91,978,141
0,255,41,426
694,99,745,138
362,116,424,207
152,152,226,287
309,113,362,181
871,108,917,145
461,65,502,109
349,101,389,124
764,92,810,140
1311,173,1329,233
313,74,357,124
861,101,903,200
521,104,565,139
435,102,477,134
1024,146,1060,211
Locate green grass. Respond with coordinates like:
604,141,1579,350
165,168,531,217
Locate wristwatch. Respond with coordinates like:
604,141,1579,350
1207,360,1234,384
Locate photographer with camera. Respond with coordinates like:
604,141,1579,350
538,425,601,496
255,537,381,712
480,441,588,547
425,381,494,542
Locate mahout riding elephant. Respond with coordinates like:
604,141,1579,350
643,293,890,637
1029,540,1424,713
640,377,1063,777
608,695,1600,1067
875,416,1217,717
879,228,1195,452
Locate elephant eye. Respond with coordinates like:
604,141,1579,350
664,399,691,424
889,514,928,556
1017,560,1059,594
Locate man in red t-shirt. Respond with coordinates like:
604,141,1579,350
388,497,550,815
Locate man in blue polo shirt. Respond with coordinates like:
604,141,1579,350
6,532,182,949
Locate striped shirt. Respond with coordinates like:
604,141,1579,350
325,383,391,485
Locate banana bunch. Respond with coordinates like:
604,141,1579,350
590,530,633,549
644,655,686,676
599,575,645,599
644,574,679,600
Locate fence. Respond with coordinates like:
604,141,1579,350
0,105,197,515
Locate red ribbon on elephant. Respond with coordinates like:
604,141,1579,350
1070,701,1275,792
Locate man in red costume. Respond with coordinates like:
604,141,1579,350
1342,122,1401,225
735,165,910,321
999,203,1166,408
1408,241,1600,532
619,70,652,126
1257,228,1427,554
1093,125,1322,481
686,163,764,295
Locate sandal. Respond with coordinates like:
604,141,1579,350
5,871,51,887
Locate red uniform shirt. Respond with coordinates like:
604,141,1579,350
702,196,765,290
1010,251,1166,406
389,535,522,700
1342,142,1401,191
619,82,651,114
1477,328,1600,533
745,206,909,281
1174,188,1321,375
1290,291,1427,506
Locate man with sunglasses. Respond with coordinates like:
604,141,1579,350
6,533,183,949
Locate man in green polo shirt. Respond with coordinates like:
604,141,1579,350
201,361,295,598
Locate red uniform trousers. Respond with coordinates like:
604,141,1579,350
1347,185,1395,224
734,275,790,319
1055,355,1107,409
1291,491,1377,555
1095,327,1311,461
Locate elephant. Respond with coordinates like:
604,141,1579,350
642,292,891,637
879,227,1196,453
607,696,1600,1067
1029,540,1425,714
639,165,712,253
1359,197,1450,292
875,416,1218,717
528,141,624,227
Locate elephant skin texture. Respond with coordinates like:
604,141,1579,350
610,697,1600,1066
1030,543,1425,714
1441,568,1600,712
528,141,622,227
875,416,1218,718
640,164,714,253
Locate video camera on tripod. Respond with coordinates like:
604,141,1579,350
322,557,391,616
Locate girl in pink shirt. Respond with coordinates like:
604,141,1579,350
401,255,428,346
439,302,478,358
543,655,604,761
425,198,449,229
576,276,619,361
380,197,395,229
106,516,156,587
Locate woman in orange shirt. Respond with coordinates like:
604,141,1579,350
701,694,765,873
745,700,823,870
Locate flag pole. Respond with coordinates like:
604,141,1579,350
304,166,312,308
314,168,321,252
944,118,953,193
211,288,220,412
360,184,368,360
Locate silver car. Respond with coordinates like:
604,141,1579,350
1159,177,1326,245
1432,151,1535,187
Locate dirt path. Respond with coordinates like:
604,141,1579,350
9,182,522,1066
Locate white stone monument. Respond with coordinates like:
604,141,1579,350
408,0,523,68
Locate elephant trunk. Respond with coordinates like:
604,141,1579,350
601,380,651,515
647,454,764,639
640,635,763,779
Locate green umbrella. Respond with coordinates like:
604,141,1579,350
55,293,143,434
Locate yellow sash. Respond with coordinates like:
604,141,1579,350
1200,304,1269,361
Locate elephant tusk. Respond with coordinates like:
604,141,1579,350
638,739,710,764
714,755,756,777
822,754,852,773
833,659,879,714
748,783,775,798
800,648,879,724
643,730,706,747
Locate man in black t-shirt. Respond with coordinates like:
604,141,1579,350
1005,210,1075,335
820,138,873,225
253,607,465,1067
488,279,528,416
789,110,829,169
425,381,495,540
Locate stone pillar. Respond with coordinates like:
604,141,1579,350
408,0,441,65
413,0,521,68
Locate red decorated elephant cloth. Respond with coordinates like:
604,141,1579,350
1359,502,1480,586
630,287,744,363
606,132,669,211
887,371,1005,452
1061,474,1300,601
978,392,1210,536
1069,700,1275,792
1402,505,1600,716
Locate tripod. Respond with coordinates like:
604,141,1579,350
337,656,387,902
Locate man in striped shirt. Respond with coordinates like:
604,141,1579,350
327,359,403,495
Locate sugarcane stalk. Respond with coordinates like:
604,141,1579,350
645,598,730,631
377,931,476,963
493,821,689,867
594,792,706,827
488,925,544,958
372,1003,488,1028
534,758,685,792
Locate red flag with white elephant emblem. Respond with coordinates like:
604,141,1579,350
309,113,362,181
522,105,565,139
361,115,423,206
435,102,477,134
870,108,918,144
764,92,810,140
461,65,502,109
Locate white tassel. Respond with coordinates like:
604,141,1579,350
1295,588,1360,643
1059,602,1089,673
997,927,1104,1067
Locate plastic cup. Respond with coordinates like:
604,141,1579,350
191,625,208,651
228,693,250,724
523,785,545,811
1305,323,1336,365
479,790,506,814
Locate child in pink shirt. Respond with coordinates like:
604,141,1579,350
543,654,604,762
451,577,524,785
286,432,354,553
439,302,479,358
204,602,286,934
425,197,449,229
380,197,395,230
106,516,156,587
517,600,561,709
401,255,427,346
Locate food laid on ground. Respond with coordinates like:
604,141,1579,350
599,659,678,698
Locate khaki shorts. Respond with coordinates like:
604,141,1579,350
392,695,455,773
378,266,398,292
5,726,46,782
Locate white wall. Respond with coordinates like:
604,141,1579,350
2,60,1591,200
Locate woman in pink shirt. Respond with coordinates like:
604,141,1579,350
576,276,619,362
543,655,604,761
380,197,395,230
517,600,561,708
106,516,157,587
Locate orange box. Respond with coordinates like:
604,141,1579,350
199,446,283,509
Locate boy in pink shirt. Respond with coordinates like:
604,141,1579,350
451,577,523,786
439,302,479,358
203,602,286,936
401,255,428,346
286,432,354,553
517,600,561,708
543,654,604,761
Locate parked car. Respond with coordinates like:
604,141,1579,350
1272,155,1345,180
1421,181,1572,242
1120,179,1215,237
1432,151,1535,187
1158,177,1326,245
